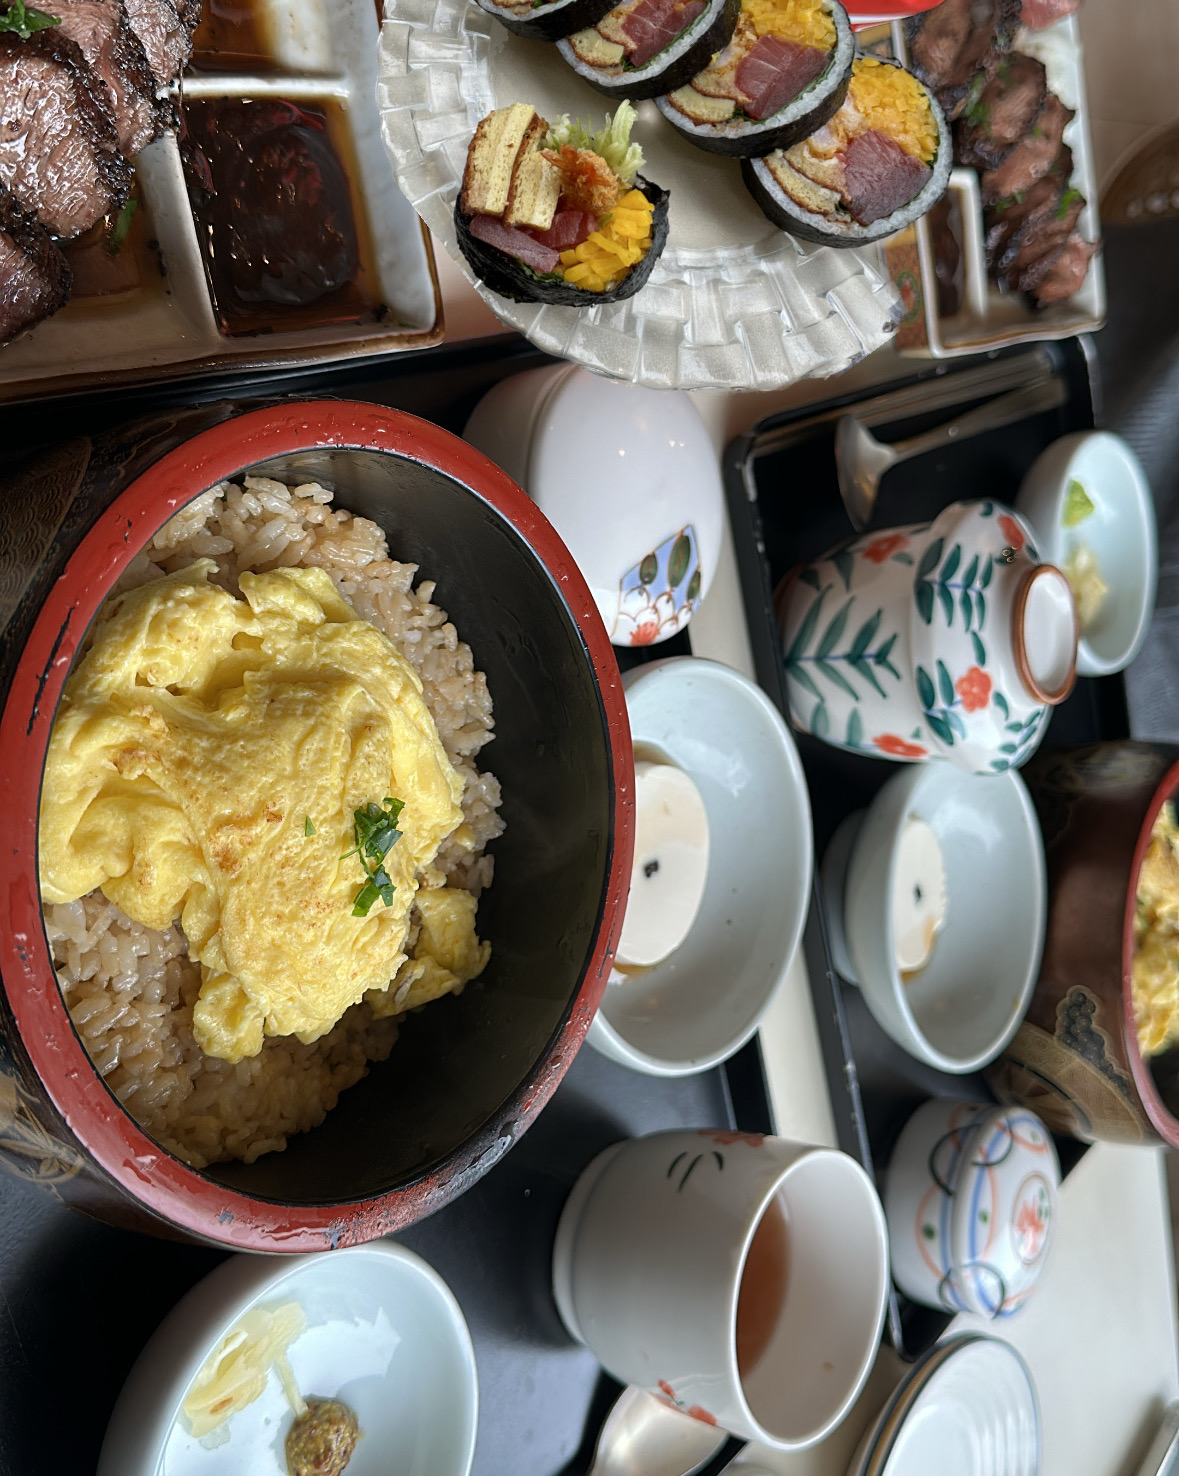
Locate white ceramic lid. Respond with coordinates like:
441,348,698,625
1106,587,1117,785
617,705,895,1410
527,369,725,647
865,1335,1040,1476
948,1108,1060,1319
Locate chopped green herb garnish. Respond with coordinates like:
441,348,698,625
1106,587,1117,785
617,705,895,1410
106,197,137,255
0,0,60,37
344,797,404,916
1055,186,1083,220
304,815,316,837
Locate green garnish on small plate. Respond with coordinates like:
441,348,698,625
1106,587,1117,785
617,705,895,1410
343,797,404,916
1062,477,1096,528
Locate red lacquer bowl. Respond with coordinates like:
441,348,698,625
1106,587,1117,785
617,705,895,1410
988,740,1179,1148
0,401,634,1250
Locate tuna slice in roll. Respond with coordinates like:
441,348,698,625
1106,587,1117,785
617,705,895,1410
454,101,669,305
558,0,740,102
655,0,854,158
742,55,951,247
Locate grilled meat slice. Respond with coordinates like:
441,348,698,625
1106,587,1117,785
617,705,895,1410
0,32,130,239
955,53,1047,170
979,90,1072,204
52,0,161,156
1016,230,1096,303
905,0,1021,120
985,170,1083,284
0,185,71,344
123,0,193,88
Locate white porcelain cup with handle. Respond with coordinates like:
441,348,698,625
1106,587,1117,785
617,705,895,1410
551,1129,890,1451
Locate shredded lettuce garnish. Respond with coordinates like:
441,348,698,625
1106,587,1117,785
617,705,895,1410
542,100,644,186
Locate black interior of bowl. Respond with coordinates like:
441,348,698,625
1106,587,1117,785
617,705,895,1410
173,447,614,1204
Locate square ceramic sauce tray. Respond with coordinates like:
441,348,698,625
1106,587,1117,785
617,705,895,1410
0,0,442,404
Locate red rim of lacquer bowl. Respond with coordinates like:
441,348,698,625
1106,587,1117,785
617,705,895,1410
0,400,635,1251
1122,758,1179,1148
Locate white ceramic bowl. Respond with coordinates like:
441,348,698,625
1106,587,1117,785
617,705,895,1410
1016,430,1157,678
97,1241,478,1476
820,763,1046,1074
885,1099,1060,1319
587,658,814,1076
463,366,725,648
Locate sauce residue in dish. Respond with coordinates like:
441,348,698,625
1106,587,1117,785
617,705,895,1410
191,0,276,71
286,1398,361,1476
180,96,387,336
735,1194,789,1381
61,184,165,304
892,815,947,979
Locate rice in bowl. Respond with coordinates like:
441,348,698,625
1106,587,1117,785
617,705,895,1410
42,475,503,1169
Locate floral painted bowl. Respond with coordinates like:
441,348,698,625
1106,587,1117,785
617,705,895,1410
463,365,725,648
777,500,1078,775
885,1099,1060,1319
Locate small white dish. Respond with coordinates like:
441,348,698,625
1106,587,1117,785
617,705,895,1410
98,1241,478,1476
588,658,813,1076
821,763,1046,1074
463,365,725,648
884,1099,1060,1318
1016,430,1158,678
850,1333,1040,1476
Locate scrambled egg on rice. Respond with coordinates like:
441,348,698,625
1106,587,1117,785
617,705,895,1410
1133,802,1179,1056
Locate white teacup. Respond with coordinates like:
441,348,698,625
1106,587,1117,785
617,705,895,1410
551,1130,889,1450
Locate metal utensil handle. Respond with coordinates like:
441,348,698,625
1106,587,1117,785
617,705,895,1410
893,377,1067,459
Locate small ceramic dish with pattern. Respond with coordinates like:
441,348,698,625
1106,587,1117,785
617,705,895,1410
884,1099,1060,1319
464,364,725,648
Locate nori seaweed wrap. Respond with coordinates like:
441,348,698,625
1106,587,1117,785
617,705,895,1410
454,102,670,306
654,0,854,159
557,0,740,103
742,55,951,248
473,0,619,43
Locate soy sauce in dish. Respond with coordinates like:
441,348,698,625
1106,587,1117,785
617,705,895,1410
180,96,386,336
190,0,275,71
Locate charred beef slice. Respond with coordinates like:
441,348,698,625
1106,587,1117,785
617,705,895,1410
0,31,130,239
1021,232,1096,304
52,0,161,156
986,170,1084,285
955,53,1047,170
905,0,1021,120
979,90,1072,203
0,184,71,343
123,0,194,88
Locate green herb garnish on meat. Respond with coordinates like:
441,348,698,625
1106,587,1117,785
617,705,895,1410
1056,186,1083,220
344,797,404,916
0,0,61,37
106,198,137,255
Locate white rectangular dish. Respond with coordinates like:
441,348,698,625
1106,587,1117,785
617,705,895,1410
0,0,442,404
879,13,1105,358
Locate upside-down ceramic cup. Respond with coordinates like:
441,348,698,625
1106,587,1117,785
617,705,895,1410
885,1099,1060,1319
777,500,1078,775
551,1130,889,1450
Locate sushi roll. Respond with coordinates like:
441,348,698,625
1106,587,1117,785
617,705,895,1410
655,0,854,158
558,0,741,103
742,55,951,247
453,101,670,305
473,0,619,44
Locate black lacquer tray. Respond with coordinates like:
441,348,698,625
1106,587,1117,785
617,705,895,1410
722,333,1126,1360
0,339,757,1476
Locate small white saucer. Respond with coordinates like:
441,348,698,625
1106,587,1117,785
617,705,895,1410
588,657,814,1076
850,1334,1040,1476
98,1241,478,1476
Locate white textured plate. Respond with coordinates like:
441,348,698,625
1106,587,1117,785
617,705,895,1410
860,1335,1040,1476
376,0,903,390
